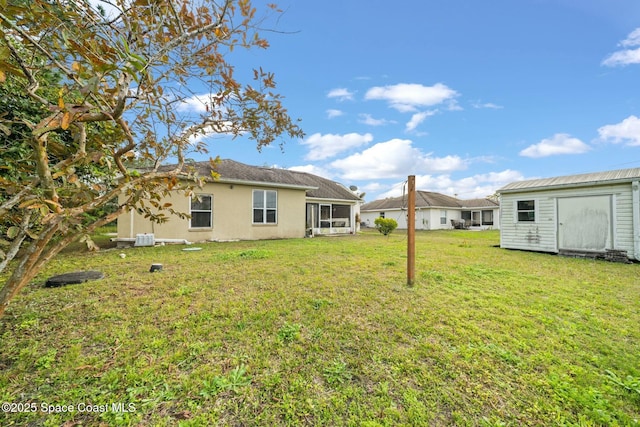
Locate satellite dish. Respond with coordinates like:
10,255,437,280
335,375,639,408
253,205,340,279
349,185,358,191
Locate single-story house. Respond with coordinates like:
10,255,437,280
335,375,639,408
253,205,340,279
360,191,500,230
117,159,361,244
497,167,640,261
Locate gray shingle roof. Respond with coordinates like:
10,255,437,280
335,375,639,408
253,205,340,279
180,159,360,202
460,198,500,208
498,167,640,193
361,191,497,211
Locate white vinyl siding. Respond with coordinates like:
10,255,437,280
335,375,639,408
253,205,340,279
500,183,635,257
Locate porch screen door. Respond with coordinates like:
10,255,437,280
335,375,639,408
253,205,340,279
320,204,331,228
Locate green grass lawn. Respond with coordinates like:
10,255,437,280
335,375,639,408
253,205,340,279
1,230,639,426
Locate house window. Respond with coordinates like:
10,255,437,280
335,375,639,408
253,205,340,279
482,210,494,225
253,190,277,224
440,210,447,225
190,195,212,228
379,212,385,218
517,200,535,222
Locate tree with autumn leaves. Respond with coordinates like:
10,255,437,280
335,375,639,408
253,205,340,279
0,0,303,316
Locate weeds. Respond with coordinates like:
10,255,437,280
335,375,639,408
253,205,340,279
277,322,301,343
323,359,352,385
1,230,638,426
200,364,252,397
606,370,640,397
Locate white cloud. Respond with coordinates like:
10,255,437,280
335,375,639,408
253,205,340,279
602,27,640,66
301,132,373,161
361,182,386,193
186,122,238,145
602,48,640,67
326,109,344,119
288,164,334,179
177,94,221,113
405,110,436,132
327,88,354,101
376,169,525,200
446,169,526,198
330,138,467,180
364,83,458,113
471,101,503,109
519,133,591,158
621,28,640,47
446,100,463,111
597,115,640,146
358,113,394,126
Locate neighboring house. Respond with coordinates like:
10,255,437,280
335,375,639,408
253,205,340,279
360,191,499,230
497,168,640,261
117,159,361,244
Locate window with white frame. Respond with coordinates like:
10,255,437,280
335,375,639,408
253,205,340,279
440,210,447,225
190,194,212,228
253,190,277,224
517,200,535,222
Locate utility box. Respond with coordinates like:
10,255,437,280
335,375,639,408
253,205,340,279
135,234,155,247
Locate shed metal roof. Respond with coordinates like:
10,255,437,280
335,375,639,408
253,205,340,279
497,168,640,193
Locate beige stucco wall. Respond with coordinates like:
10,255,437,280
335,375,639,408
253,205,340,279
117,181,307,242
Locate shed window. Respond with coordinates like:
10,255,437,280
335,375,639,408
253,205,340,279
190,195,212,228
253,190,277,224
517,200,535,222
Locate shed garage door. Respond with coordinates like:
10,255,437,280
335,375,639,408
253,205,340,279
557,195,612,252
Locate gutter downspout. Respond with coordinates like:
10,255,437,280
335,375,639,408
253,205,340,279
129,209,134,238
632,181,640,260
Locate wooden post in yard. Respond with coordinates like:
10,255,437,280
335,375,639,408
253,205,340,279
407,175,416,286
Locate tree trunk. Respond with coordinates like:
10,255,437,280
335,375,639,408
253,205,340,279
0,212,33,275
0,207,126,317
0,222,60,317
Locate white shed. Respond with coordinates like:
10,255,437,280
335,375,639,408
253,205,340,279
497,168,640,261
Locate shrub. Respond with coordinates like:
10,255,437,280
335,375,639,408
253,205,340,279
374,217,398,236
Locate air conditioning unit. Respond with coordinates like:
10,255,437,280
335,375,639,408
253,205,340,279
134,234,155,247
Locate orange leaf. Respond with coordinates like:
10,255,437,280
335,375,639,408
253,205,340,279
61,112,71,130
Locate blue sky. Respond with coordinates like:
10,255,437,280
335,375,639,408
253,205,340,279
185,1,640,201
